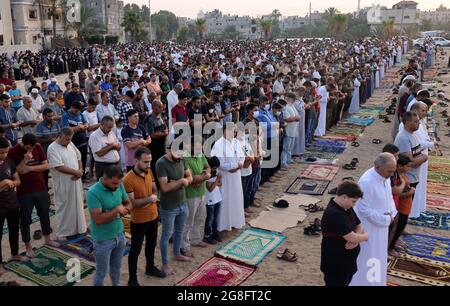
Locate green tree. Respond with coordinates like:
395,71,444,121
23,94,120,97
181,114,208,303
177,26,189,42
270,9,282,38
344,15,371,40
68,6,105,42
151,10,179,41
323,7,339,22
403,25,419,40
222,25,240,40
122,10,143,42
381,20,395,39
195,18,207,39
329,14,348,38
260,19,273,40
421,18,435,31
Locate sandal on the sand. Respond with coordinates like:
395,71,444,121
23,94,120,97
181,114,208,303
311,218,322,231
343,163,356,170
383,117,392,123
351,141,360,147
306,203,324,213
304,225,321,236
342,177,354,181
372,139,382,144
305,156,317,162
277,248,298,262
33,230,42,240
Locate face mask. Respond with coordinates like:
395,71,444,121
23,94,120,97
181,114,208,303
275,111,281,116
253,111,259,118
265,104,270,111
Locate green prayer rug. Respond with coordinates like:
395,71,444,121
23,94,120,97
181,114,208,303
215,228,285,266
4,245,95,286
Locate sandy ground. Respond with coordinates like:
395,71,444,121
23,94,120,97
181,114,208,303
1,48,450,286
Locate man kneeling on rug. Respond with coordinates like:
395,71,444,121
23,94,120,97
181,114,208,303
320,181,368,286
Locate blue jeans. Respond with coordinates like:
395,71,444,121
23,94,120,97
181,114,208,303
249,166,261,206
204,202,221,238
159,203,188,265
241,175,254,209
93,234,126,286
306,110,318,144
281,136,295,167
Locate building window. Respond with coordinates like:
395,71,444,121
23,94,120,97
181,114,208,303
29,10,38,20
33,36,38,44
108,4,111,9
0,35,4,46
404,16,410,19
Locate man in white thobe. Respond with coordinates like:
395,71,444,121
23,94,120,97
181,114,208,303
47,127,87,239
167,84,183,142
350,153,398,286
211,126,245,232
314,83,329,137
398,102,433,217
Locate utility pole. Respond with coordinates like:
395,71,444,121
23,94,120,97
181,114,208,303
400,3,405,36
309,2,312,38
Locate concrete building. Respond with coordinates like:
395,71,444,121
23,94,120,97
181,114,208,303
0,1,15,47
10,0,68,49
420,7,450,24
82,0,125,42
201,10,261,39
281,16,308,31
367,1,420,29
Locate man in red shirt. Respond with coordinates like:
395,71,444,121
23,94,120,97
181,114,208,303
171,92,189,139
7,133,60,258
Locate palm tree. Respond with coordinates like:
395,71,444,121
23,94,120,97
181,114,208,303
122,10,143,42
381,20,395,39
70,6,105,42
271,9,282,21
329,14,348,38
195,18,207,39
403,25,418,40
323,7,339,22
260,19,273,40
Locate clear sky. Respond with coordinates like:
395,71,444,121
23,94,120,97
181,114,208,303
124,0,446,19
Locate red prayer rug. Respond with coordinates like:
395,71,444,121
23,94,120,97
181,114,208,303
300,164,340,181
177,257,256,286
428,194,450,211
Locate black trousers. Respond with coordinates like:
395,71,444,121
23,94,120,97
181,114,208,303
0,208,20,263
333,99,345,126
389,213,409,250
261,138,275,184
324,273,353,286
343,95,352,113
18,191,52,243
94,161,119,181
77,144,88,180
128,219,159,281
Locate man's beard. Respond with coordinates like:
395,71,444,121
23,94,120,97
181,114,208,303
138,166,150,174
106,186,118,192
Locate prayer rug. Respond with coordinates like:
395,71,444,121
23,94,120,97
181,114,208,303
301,150,338,164
59,234,131,262
429,156,450,166
2,208,56,235
301,164,339,181
386,282,401,286
428,182,450,197
309,145,346,154
4,245,94,286
401,234,450,263
342,117,375,127
428,172,450,185
387,253,449,286
215,228,286,266
319,134,358,142
428,194,450,211
313,139,347,148
429,164,450,173
121,216,132,239
285,177,329,196
408,211,449,230
177,257,256,286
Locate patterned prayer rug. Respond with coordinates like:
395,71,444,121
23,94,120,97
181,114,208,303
177,257,256,286
401,234,450,263
59,234,131,262
4,245,94,286
301,151,338,164
2,208,56,235
301,164,340,181
121,216,131,239
313,139,347,148
428,172,450,185
215,228,286,266
429,156,450,166
309,145,346,154
285,177,329,195
408,211,449,230
428,194,450,211
319,135,358,142
342,117,375,127
428,183,450,197
387,254,449,286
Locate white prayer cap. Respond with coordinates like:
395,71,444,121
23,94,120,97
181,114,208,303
312,71,321,79
402,75,415,83
31,88,39,94
51,78,57,82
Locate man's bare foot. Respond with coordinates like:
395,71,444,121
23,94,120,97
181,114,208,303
0,264,5,276
174,255,192,262
45,238,61,248
396,240,407,248
180,249,194,257
11,255,29,262
25,249,36,258
162,265,174,276
192,241,208,248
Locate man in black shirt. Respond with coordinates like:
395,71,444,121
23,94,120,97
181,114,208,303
320,181,368,286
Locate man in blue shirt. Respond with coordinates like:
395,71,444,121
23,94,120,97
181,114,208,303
100,75,113,92
48,78,61,94
61,101,89,180
0,94,20,145
256,95,278,186
8,82,23,112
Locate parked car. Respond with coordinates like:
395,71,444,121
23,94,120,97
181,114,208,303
413,37,450,48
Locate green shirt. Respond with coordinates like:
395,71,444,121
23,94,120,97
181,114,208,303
155,155,187,210
86,180,128,242
185,154,208,199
